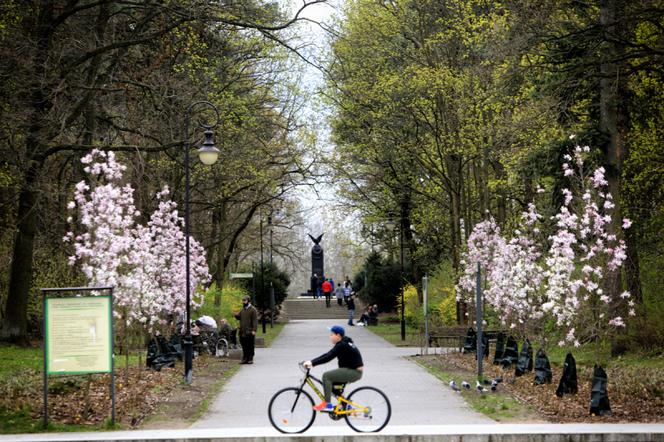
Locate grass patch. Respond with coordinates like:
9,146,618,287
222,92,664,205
261,322,286,347
0,345,41,382
0,343,146,383
364,322,421,347
412,355,537,422
546,343,664,369
0,405,101,434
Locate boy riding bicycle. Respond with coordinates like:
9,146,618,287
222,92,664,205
303,325,364,412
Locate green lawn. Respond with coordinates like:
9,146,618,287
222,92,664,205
261,321,286,347
412,356,537,422
0,406,102,434
364,322,421,347
546,342,664,369
0,345,41,382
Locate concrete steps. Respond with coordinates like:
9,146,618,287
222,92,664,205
282,298,353,320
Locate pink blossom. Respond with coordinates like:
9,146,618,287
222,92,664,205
65,151,210,331
608,317,625,327
622,218,632,229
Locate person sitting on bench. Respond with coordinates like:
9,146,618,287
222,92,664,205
367,305,378,326
358,306,372,326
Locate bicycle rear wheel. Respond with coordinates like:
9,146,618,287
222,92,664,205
344,386,391,433
268,387,316,434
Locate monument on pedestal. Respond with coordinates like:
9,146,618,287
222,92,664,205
308,233,324,296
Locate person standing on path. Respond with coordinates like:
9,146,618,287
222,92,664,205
311,273,319,299
347,293,356,326
343,281,352,305
304,325,363,412
334,283,344,306
321,278,333,307
233,295,258,364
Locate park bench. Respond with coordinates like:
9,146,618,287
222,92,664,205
427,327,499,352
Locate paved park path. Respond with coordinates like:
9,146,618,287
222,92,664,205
193,319,492,431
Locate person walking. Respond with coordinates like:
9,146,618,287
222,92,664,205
303,325,363,412
343,281,352,305
347,293,356,326
322,278,333,308
334,283,344,306
233,295,258,364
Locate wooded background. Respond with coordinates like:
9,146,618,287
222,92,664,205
327,0,664,351
1,0,662,353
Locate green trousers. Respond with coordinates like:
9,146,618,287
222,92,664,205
322,368,362,402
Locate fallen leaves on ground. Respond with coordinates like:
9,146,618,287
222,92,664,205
0,355,231,428
428,352,664,422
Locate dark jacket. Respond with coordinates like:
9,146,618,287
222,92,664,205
234,304,258,337
347,297,356,310
311,336,363,369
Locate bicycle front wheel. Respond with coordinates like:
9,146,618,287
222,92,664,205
344,386,391,433
268,387,316,434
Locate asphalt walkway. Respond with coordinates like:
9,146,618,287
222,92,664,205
192,319,492,431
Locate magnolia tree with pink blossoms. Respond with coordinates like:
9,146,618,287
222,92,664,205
457,143,633,356
64,150,210,332
457,205,548,340
541,145,633,352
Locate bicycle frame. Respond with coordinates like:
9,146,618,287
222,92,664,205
296,369,368,417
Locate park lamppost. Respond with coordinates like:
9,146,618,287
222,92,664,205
268,214,275,328
259,211,266,333
386,211,406,342
183,101,220,385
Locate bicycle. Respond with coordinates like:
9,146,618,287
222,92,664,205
267,362,391,434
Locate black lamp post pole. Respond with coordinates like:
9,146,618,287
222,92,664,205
183,101,219,385
183,105,194,385
259,212,266,334
399,219,406,342
268,215,274,328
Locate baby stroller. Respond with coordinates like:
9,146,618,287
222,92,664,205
193,315,220,356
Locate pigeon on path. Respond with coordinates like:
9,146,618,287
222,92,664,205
449,380,460,392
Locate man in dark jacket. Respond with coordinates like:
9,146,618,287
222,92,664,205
347,293,356,326
234,295,258,364
304,325,363,412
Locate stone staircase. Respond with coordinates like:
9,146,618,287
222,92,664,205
281,297,356,320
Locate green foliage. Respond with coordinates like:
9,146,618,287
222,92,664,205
353,252,400,311
329,0,664,355
234,262,291,313
426,261,458,327
364,322,421,347
195,282,247,325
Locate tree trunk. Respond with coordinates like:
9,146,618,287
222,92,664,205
1,2,56,343
599,0,630,356
2,163,39,343
446,153,465,324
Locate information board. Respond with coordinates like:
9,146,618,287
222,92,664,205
45,296,112,375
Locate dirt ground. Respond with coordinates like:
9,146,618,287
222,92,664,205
8,354,239,429
139,356,238,429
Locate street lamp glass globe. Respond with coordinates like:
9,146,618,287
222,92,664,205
198,127,219,165
198,146,219,165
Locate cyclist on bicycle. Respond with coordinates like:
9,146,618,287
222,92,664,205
303,325,363,412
